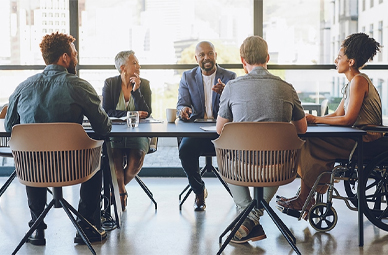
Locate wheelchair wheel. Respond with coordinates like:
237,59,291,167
308,203,338,232
343,168,359,208
361,151,388,231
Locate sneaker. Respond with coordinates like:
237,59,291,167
74,226,107,244
234,218,256,239
231,224,267,244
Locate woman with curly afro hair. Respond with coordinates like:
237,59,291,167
277,33,383,217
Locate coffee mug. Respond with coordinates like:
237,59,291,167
166,108,177,123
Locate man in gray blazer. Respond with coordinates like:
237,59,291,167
177,41,236,211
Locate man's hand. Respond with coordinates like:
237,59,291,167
212,78,225,95
179,107,192,120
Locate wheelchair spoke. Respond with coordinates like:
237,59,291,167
362,152,388,231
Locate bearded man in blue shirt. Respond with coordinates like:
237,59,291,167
5,32,111,246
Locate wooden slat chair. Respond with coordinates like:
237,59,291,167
0,104,16,198
9,123,104,255
213,122,304,255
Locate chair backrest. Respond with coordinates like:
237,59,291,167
320,99,329,116
0,104,7,119
213,122,304,187
0,105,9,147
9,123,104,187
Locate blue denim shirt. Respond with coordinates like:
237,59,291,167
5,64,111,135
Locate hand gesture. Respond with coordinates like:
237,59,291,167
179,107,192,121
130,73,141,91
212,78,225,95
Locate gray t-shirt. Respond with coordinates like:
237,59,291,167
218,66,305,123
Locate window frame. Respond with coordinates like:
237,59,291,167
0,1,387,74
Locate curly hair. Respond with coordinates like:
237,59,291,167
39,32,75,65
341,33,382,69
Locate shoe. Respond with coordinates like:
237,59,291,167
276,197,315,220
120,191,128,212
234,218,257,239
276,195,298,203
27,229,46,246
74,226,107,244
276,187,301,202
231,224,267,244
194,188,208,211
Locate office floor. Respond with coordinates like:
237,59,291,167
1,176,388,255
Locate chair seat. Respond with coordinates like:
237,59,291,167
0,147,12,158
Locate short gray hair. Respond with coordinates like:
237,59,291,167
114,50,135,73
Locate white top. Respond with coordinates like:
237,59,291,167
202,71,216,119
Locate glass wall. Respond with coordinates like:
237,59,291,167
79,0,252,65
0,0,387,121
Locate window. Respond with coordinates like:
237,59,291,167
79,0,252,65
378,21,383,44
0,0,387,121
371,0,374,8
378,21,383,61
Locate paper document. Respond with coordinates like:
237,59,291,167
109,116,127,122
141,117,163,123
200,126,217,131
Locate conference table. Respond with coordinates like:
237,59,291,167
0,119,367,247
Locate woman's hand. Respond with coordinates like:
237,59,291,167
130,73,141,91
305,113,317,124
138,111,148,119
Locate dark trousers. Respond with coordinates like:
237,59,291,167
178,137,215,194
26,169,102,230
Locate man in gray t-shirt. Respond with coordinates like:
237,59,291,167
216,36,307,244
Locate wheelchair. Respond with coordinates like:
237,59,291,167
279,126,388,233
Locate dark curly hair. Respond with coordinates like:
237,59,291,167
341,32,381,69
39,32,75,65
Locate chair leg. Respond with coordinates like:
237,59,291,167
59,199,96,255
217,200,256,255
0,170,16,197
135,175,157,210
178,184,191,201
12,200,55,255
261,199,301,255
179,161,234,210
179,188,193,210
211,167,232,197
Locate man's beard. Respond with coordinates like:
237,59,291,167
201,60,215,72
67,59,77,74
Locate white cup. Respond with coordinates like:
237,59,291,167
166,108,177,123
127,111,139,128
